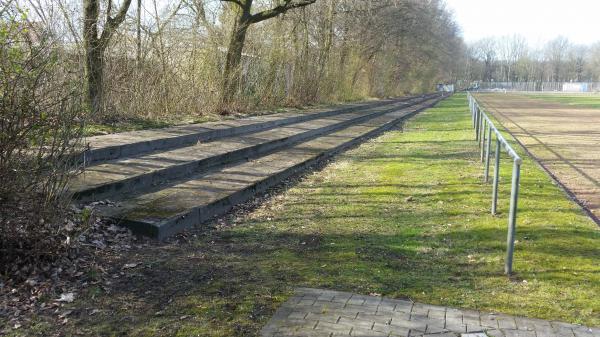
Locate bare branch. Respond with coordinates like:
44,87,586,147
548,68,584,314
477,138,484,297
57,0,82,52
99,0,133,49
249,0,317,24
221,0,243,7
0,0,16,17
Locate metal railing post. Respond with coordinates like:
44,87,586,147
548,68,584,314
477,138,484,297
480,111,485,145
475,107,481,140
470,95,475,127
480,120,486,161
474,99,478,128
471,97,475,127
484,127,492,182
492,139,501,215
505,159,521,275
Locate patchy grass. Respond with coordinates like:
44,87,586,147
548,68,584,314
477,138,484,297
19,94,600,336
526,93,600,109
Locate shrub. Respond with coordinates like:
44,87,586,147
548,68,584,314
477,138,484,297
0,4,85,278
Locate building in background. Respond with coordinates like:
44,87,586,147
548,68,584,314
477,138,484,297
437,83,455,92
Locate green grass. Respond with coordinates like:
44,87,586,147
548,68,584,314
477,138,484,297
22,94,600,336
526,93,600,109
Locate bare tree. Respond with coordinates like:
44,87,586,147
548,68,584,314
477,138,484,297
219,0,317,107
567,45,587,82
83,0,132,114
472,38,497,82
545,36,569,82
498,35,526,82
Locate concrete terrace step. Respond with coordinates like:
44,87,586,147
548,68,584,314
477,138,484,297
94,95,446,239
71,96,434,202
81,97,422,165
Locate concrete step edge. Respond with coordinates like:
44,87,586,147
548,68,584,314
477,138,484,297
98,95,447,239
80,97,427,165
74,95,439,202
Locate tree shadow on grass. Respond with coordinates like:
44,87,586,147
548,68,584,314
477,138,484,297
64,211,600,336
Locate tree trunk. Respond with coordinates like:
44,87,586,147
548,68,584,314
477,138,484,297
221,15,250,106
83,0,102,115
85,45,104,116
312,0,335,99
136,0,142,68
219,0,316,107
82,0,131,115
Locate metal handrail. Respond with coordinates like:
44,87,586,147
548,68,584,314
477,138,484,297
468,92,522,275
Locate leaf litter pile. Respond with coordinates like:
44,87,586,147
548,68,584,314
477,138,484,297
0,201,147,333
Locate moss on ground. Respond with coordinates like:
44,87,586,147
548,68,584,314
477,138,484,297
20,94,600,336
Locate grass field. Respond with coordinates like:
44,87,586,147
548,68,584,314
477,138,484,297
526,93,600,109
24,94,600,336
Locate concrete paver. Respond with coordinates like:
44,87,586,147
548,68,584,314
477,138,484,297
261,288,599,337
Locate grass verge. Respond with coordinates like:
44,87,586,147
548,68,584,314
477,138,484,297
22,94,600,336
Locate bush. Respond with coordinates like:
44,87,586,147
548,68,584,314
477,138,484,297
0,5,85,278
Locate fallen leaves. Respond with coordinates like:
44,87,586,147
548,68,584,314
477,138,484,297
0,202,141,334
58,310,73,319
56,292,75,303
122,262,140,269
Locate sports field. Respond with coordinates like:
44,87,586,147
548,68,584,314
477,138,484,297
476,92,600,222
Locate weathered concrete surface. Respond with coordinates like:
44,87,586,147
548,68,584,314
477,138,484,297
71,97,425,202
95,96,444,239
261,288,600,337
81,97,421,165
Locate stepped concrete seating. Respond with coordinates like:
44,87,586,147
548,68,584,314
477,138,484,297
80,98,417,165
71,96,431,202
78,94,446,239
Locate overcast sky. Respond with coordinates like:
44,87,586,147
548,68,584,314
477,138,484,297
444,0,600,47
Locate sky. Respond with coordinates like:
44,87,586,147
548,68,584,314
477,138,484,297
444,0,600,47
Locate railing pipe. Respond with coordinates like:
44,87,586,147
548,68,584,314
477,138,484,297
475,107,481,141
467,92,522,276
480,120,486,161
484,126,492,182
505,159,521,275
492,139,501,215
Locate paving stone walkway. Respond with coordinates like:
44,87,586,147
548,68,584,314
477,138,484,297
261,288,599,337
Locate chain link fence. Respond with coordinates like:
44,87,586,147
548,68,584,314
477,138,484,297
474,82,600,92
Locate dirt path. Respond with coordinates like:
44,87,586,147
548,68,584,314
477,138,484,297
477,93,600,223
